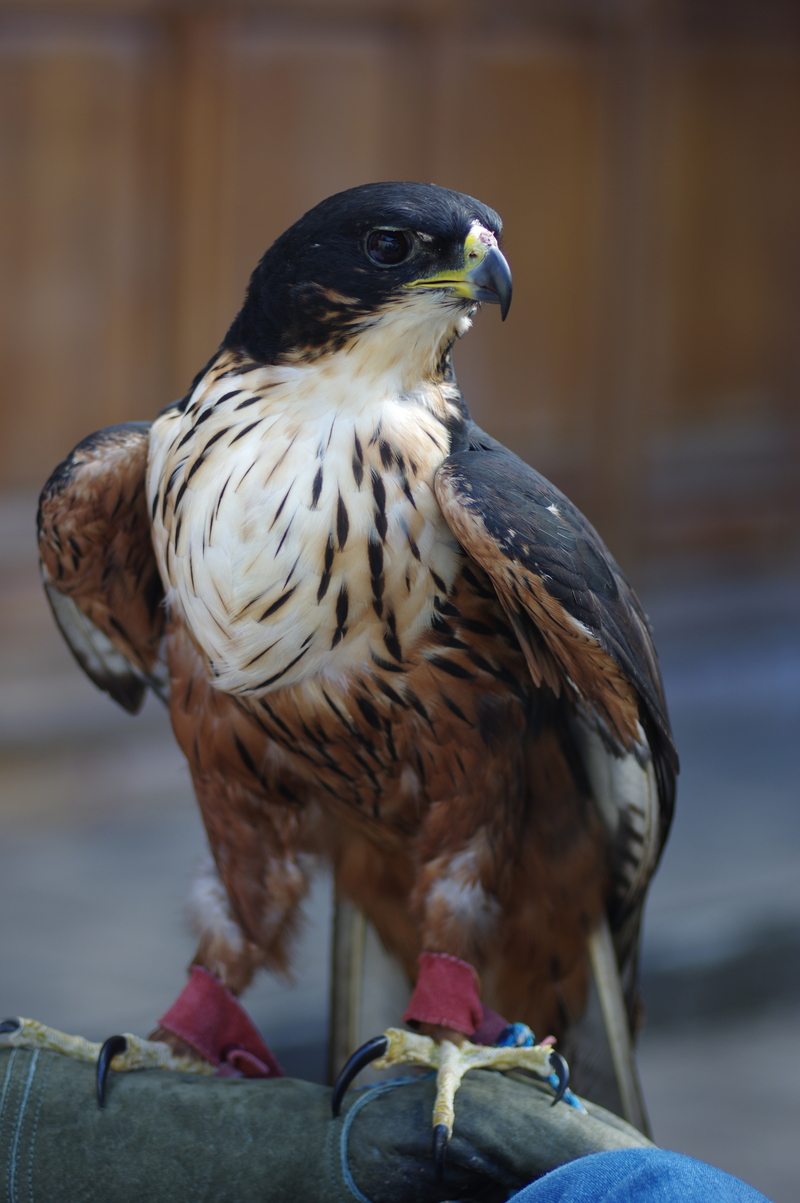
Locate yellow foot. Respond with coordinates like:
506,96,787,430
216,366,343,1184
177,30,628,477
331,1027,568,1173
1,1015,214,1107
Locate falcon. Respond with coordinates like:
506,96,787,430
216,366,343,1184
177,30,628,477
37,182,676,1154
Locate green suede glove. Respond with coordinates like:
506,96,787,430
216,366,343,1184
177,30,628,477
0,1047,649,1203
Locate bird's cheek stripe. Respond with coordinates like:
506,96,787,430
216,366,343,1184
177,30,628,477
158,966,284,1078
402,952,485,1036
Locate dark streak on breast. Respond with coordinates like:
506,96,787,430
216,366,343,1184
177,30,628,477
193,407,215,429
259,696,294,739
434,597,460,618
253,646,309,690
263,437,298,488
201,427,232,456
428,654,476,680
274,513,295,557
331,584,349,648
238,461,256,491
467,654,525,699
356,695,381,731
370,651,405,673
174,479,189,511
230,420,262,446
243,639,280,668
383,608,402,662
336,494,349,549
458,616,495,637
372,677,406,708
186,454,207,483
317,535,335,602
400,476,416,508
284,554,301,587
270,485,293,530
383,719,398,764
162,463,183,518
311,467,324,510
321,689,358,738
259,585,298,621
371,470,387,541
461,564,495,599
440,694,472,724
368,537,384,617
464,650,496,675
412,746,426,783
352,432,364,487
215,476,231,518
234,733,264,787
404,689,432,728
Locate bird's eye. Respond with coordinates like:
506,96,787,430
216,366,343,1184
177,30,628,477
365,229,413,266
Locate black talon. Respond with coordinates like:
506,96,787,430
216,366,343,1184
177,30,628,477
549,1050,569,1105
96,1035,127,1109
331,1035,389,1117
433,1123,449,1178
0,1018,20,1034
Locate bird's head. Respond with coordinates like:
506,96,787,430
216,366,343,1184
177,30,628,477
223,182,512,385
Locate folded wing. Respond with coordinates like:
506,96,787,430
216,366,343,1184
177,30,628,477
37,423,167,714
435,431,678,931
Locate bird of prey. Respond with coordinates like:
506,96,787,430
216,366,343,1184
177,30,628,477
37,182,676,1153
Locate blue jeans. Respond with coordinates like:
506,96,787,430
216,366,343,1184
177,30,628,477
508,1149,773,1202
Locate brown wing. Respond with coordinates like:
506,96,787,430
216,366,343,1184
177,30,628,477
435,433,678,928
37,423,166,714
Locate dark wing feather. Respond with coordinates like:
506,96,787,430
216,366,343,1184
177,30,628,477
435,432,677,927
37,423,167,714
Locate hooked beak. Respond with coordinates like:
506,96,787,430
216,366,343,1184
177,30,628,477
405,226,513,320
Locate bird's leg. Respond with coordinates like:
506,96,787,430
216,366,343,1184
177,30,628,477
333,824,580,1168
67,845,295,1105
332,953,578,1175
155,637,312,1067
148,855,274,1062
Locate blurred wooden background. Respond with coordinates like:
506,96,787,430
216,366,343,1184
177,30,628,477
1,0,798,585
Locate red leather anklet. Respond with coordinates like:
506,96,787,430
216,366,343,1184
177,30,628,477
402,952,485,1036
158,966,285,1079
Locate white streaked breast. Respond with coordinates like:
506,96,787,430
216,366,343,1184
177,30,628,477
147,362,464,694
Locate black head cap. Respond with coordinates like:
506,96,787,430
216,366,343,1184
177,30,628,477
223,182,503,364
